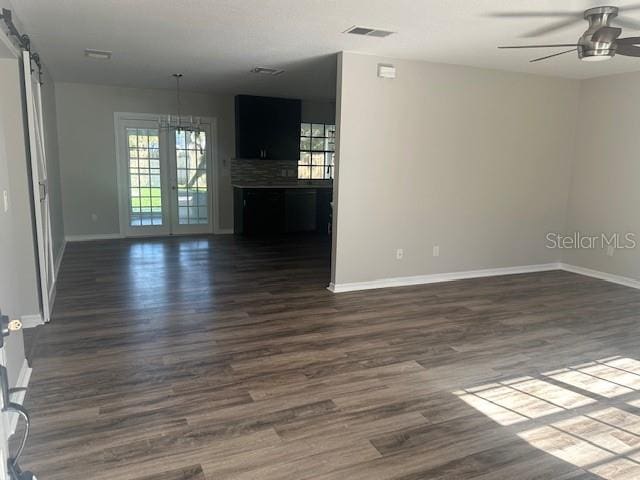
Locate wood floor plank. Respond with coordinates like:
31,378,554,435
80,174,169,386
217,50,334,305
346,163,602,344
19,234,640,479
129,465,206,480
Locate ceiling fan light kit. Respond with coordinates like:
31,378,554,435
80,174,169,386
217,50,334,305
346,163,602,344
497,4,640,63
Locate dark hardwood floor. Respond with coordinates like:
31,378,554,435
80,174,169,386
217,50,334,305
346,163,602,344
19,234,640,479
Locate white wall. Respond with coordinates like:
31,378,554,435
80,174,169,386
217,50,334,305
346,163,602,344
0,57,34,386
564,72,640,280
55,82,236,236
332,52,579,286
0,59,41,318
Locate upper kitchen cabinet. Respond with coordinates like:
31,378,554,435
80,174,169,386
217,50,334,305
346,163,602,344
235,95,301,160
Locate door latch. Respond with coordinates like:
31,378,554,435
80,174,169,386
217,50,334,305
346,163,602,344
0,308,33,479
0,311,22,349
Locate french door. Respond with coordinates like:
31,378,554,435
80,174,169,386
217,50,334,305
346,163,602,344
170,129,211,235
116,114,214,236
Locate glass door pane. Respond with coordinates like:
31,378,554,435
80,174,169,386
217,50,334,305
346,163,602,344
171,128,211,233
127,128,163,226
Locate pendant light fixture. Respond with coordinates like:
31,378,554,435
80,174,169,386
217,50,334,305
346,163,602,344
159,73,201,131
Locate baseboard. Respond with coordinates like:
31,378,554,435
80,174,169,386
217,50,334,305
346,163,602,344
67,231,237,241
20,314,44,329
54,240,66,280
65,233,124,242
9,359,32,435
48,283,57,317
559,263,640,290
48,240,67,314
328,263,562,293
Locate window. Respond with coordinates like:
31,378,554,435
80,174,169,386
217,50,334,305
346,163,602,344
298,123,335,179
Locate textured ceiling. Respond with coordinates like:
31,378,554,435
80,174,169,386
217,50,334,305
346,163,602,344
11,0,640,100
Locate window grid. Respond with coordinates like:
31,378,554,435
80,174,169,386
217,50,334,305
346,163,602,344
127,128,162,226
298,123,335,180
175,129,208,225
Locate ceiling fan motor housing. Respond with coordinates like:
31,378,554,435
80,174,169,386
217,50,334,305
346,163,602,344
578,6,618,60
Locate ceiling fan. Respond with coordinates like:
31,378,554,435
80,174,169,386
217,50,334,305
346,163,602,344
497,5,640,63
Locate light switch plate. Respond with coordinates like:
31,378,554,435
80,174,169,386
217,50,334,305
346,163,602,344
2,190,8,212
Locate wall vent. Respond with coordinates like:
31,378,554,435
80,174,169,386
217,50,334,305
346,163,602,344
377,64,396,79
251,67,285,76
344,26,395,38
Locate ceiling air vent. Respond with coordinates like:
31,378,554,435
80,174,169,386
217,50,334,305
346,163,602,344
344,26,395,38
84,49,112,60
251,67,284,76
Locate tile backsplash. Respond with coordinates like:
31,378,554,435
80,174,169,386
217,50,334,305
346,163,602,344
231,158,332,186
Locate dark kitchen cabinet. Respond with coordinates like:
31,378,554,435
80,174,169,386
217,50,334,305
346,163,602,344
234,187,332,235
316,188,332,235
242,189,285,234
235,95,301,160
285,190,317,233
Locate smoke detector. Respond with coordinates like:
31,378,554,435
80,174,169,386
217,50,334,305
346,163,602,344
344,26,395,38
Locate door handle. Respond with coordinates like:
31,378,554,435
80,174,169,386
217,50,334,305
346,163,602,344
38,181,47,201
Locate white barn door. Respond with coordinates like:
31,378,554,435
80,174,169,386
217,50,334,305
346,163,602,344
22,51,54,323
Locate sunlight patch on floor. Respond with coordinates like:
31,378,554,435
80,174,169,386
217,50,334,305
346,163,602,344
546,368,633,398
454,356,640,479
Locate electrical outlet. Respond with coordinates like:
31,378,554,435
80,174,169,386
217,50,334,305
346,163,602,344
2,190,7,212
91,213,98,222
396,248,404,260
607,245,615,257
433,245,440,257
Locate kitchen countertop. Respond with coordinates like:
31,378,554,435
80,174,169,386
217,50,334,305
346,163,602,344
232,184,333,189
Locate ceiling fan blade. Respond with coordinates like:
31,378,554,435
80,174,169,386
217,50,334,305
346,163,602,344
614,16,640,31
616,43,640,56
619,4,640,12
617,36,640,44
592,26,622,43
489,11,578,18
530,48,577,63
498,44,579,49
522,17,584,38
